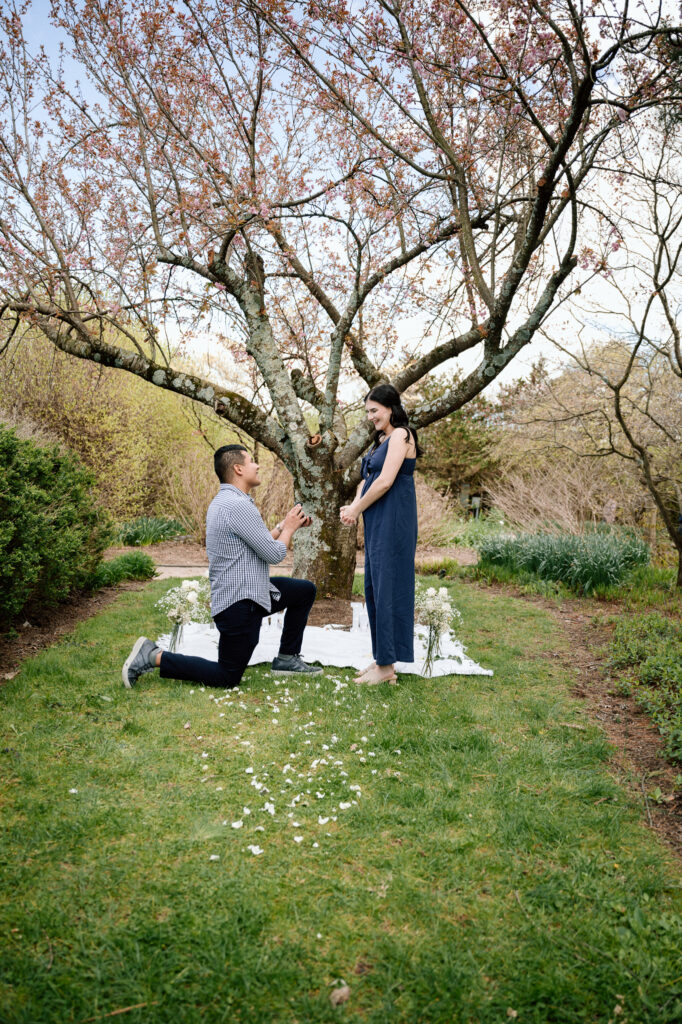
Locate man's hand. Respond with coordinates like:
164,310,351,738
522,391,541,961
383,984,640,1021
285,503,312,531
278,504,312,547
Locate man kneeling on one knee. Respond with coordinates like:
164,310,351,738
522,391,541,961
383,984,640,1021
122,444,322,689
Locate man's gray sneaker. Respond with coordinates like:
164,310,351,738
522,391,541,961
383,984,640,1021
271,653,322,675
122,636,159,688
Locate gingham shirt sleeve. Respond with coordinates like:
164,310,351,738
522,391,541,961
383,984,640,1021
229,500,287,565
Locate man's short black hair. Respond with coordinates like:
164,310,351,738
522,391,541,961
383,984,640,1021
214,444,249,483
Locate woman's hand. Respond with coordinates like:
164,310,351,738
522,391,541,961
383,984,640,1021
340,504,359,525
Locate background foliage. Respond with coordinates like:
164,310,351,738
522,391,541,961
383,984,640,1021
0,334,238,525
477,528,650,594
0,424,111,624
611,613,682,763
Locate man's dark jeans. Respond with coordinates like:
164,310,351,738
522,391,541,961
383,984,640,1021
159,577,316,688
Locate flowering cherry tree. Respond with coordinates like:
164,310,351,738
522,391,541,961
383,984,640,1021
0,0,679,595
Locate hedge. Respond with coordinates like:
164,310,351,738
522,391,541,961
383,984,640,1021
0,425,111,625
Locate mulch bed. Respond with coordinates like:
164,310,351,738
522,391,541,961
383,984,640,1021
0,582,147,680
105,540,209,566
557,606,682,858
307,597,354,628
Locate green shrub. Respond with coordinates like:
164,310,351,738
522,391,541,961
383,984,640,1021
451,508,510,549
589,564,680,606
609,613,679,669
610,613,682,762
0,425,111,624
88,551,157,588
478,528,649,593
416,557,462,578
115,515,186,546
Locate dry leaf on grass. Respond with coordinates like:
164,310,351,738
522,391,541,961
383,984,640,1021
354,959,372,975
329,984,351,1006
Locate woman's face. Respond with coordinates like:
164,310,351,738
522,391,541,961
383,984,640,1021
365,399,391,433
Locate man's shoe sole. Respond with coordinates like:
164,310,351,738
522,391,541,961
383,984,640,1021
271,665,323,675
122,636,148,689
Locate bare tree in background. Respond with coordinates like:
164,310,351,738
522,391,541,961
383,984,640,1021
544,123,682,584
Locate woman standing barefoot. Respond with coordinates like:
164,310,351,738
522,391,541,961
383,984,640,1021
340,384,421,684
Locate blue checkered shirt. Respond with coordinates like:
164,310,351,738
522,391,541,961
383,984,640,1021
206,484,287,616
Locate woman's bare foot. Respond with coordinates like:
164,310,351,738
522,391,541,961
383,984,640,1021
356,665,397,685
353,661,376,683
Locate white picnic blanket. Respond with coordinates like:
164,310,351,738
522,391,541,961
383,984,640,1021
159,603,492,678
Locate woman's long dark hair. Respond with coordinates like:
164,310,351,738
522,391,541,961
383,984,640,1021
366,383,423,457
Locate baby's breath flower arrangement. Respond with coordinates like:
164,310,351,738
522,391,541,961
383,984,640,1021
415,584,462,676
156,578,212,651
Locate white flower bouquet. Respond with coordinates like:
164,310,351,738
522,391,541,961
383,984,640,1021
155,577,212,651
415,584,462,676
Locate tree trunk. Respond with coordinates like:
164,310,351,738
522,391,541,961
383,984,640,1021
290,457,359,598
677,547,682,589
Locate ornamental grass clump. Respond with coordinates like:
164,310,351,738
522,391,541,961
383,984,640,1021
88,551,156,589
414,584,462,675
115,515,186,546
478,528,649,593
156,577,212,650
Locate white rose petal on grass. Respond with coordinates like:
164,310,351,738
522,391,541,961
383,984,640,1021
318,816,329,825
247,845,264,856
339,801,352,810
209,854,220,861
293,836,304,844
68,788,78,794
264,802,275,815
232,820,243,829
245,767,253,774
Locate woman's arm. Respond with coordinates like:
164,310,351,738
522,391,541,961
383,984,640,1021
340,431,410,523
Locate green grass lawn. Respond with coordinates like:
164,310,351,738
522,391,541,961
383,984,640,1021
1,578,681,1023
